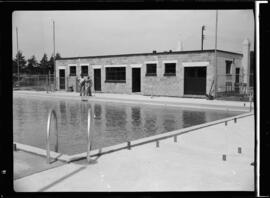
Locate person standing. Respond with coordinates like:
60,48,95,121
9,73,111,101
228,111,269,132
78,74,85,96
85,76,92,96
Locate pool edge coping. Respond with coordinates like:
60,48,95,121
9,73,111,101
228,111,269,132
14,111,254,163
13,91,251,112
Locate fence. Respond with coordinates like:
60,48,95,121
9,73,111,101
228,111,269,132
13,74,56,92
214,74,254,101
13,74,80,92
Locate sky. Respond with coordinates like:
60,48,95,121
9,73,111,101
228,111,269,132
12,10,254,61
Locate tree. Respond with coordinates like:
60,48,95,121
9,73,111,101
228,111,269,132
40,53,50,74
49,55,54,74
55,52,61,59
27,55,38,74
13,50,27,74
48,52,61,74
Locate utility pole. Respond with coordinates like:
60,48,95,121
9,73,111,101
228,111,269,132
16,27,20,85
214,10,218,97
201,25,205,50
53,20,56,90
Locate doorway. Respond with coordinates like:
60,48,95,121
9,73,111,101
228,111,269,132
59,69,65,90
235,68,240,93
94,69,101,91
184,67,206,95
132,68,141,92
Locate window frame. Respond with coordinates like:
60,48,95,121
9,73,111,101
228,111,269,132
69,66,77,76
105,66,126,83
145,63,157,76
164,62,176,76
225,60,233,75
81,65,89,77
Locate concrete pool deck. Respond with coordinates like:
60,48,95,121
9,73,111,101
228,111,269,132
14,113,255,192
14,150,65,180
13,90,253,112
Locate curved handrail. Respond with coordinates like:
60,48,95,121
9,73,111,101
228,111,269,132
87,108,91,162
46,109,59,164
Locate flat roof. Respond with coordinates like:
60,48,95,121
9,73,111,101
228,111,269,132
56,49,243,61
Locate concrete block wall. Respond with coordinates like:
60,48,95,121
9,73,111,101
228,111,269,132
215,51,243,92
67,76,77,91
140,52,216,97
177,52,214,96
56,50,242,97
89,57,133,94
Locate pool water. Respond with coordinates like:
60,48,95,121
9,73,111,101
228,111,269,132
13,95,242,155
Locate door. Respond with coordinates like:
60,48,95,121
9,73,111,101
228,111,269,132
235,68,240,93
94,69,101,91
184,67,206,95
59,69,65,90
132,68,141,92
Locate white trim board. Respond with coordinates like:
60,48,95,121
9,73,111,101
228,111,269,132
144,61,158,64
80,63,90,66
92,65,102,69
58,66,66,70
162,60,178,64
182,61,209,67
130,64,142,68
68,64,77,67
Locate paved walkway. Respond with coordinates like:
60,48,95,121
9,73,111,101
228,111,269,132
14,115,254,192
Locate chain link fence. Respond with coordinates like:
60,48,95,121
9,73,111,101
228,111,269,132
13,74,80,92
13,74,56,92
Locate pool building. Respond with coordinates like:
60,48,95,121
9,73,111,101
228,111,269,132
55,39,252,97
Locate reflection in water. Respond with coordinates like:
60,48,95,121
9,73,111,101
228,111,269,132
14,99,25,140
79,102,89,118
16,100,25,127
59,101,67,125
69,104,78,126
105,105,127,142
105,105,127,129
94,104,102,118
163,113,176,132
131,107,141,128
13,96,241,155
182,111,206,128
144,111,158,135
31,100,41,123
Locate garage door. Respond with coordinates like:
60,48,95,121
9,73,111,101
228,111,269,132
184,67,206,95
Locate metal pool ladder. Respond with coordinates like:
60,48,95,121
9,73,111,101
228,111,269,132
46,109,59,164
87,108,91,162
46,108,92,164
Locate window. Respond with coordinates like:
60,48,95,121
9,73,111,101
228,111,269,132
105,67,126,82
226,61,232,75
69,66,76,76
146,63,157,76
164,63,176,76
81,65,88,77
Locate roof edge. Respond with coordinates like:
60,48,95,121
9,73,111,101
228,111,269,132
56,49,243,61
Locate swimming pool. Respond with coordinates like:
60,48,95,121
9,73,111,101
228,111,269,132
13,95,243,155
